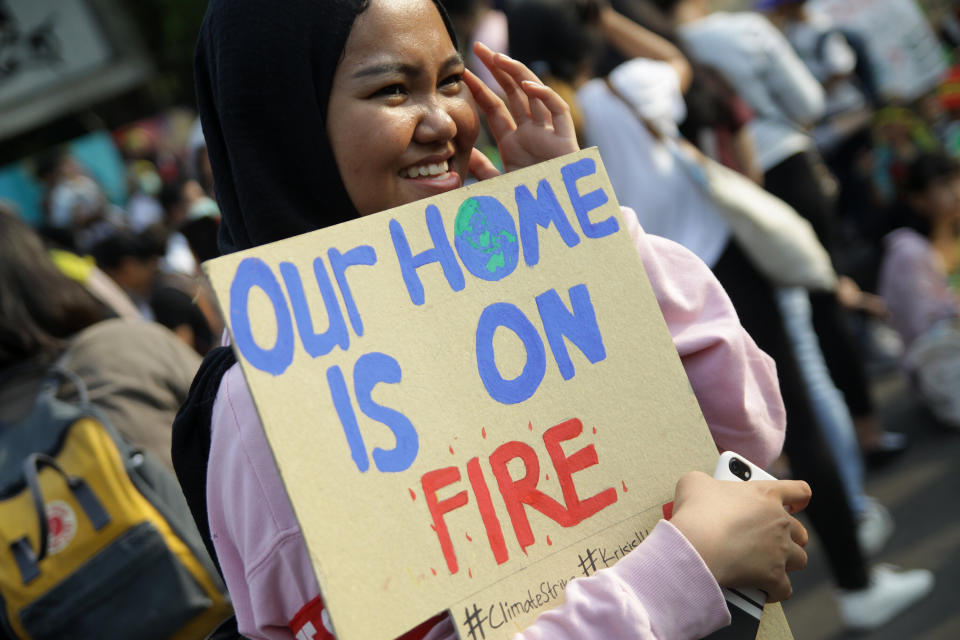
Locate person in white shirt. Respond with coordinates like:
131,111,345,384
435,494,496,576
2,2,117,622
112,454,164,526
666,1,824,171
660,0,910,497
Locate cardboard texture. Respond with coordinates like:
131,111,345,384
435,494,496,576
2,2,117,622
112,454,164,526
204,148,793,640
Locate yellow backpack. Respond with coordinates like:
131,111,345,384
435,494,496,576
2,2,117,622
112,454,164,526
0,368,232,639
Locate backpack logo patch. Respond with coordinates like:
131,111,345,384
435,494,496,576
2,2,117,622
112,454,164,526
46,500,78,555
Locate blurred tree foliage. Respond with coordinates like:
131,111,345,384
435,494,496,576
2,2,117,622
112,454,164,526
121,0,209,105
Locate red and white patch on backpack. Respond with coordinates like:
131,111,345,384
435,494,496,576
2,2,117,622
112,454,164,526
46,500,78,555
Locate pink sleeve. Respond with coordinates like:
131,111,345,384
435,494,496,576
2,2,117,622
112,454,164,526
623,207,786,467
515,521,729,640
208,363,321,640
506,210,783,639
880,232,959,349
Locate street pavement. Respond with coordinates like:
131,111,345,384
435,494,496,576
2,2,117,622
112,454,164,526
781,370,960,639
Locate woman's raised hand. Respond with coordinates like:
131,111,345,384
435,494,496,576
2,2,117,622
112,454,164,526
465,41,579,179
669,471,811,602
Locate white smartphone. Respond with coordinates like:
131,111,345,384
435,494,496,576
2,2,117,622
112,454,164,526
714,451,777,484
704,451,777,639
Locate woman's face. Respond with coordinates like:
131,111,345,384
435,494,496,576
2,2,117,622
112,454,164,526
327,0,479,216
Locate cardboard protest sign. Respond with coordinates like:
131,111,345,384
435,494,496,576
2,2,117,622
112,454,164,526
810,0,946,102
204,148,792,640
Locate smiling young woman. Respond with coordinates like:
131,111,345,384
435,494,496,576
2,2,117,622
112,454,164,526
326,0,478,215
173,1,811,638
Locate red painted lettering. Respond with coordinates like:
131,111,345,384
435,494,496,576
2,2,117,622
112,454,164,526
420,418,618,569
421,466,468,574
543,418,617,522
489,441,573,553
467,456,509,565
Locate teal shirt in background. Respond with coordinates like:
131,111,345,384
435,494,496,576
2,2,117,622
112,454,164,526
0,131,127,225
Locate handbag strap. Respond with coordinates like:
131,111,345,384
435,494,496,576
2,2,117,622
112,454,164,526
603,76,665,141
603,76,711,190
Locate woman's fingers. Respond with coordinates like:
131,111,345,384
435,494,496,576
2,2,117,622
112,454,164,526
469,148,501,181
497,53,576,136
765,575,794,603
521,80,577,142
472,40,498,73
492,46,547,86
492,62,533,123
527,92,554,127
474,42,532,123
785,538,809,573
467,43,579,169
671,473,814,603
788,515,808,547
464,69,516,141
775,480,812,514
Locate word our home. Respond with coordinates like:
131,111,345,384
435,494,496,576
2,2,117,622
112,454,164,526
226,157,619,476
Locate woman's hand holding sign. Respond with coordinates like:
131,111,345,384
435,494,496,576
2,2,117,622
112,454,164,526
670,471,811,602
465,42,580,178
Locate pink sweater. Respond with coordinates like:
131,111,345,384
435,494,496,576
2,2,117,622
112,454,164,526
879,228,960,351
207,209,786,639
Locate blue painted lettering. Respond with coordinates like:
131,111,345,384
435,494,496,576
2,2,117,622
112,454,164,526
328,245,377,336
230,258,294,375
390,205,465,306
327,364,370,472
280,260,349,358
475,303,546,405
516,180,580,266
536,285,606,380
354,352,419,472
561,158,618,239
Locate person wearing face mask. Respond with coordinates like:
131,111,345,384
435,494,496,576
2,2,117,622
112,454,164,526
172,1,810,638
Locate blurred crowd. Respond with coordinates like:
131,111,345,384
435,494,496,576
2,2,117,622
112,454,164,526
3,112,223,357
1,0,959,637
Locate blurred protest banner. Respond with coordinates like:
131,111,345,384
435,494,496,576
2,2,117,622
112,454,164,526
811,0,946,102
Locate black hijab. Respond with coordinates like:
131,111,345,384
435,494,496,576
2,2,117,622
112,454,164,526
195,0,458,254
196,0,363,254
174,0,458,585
